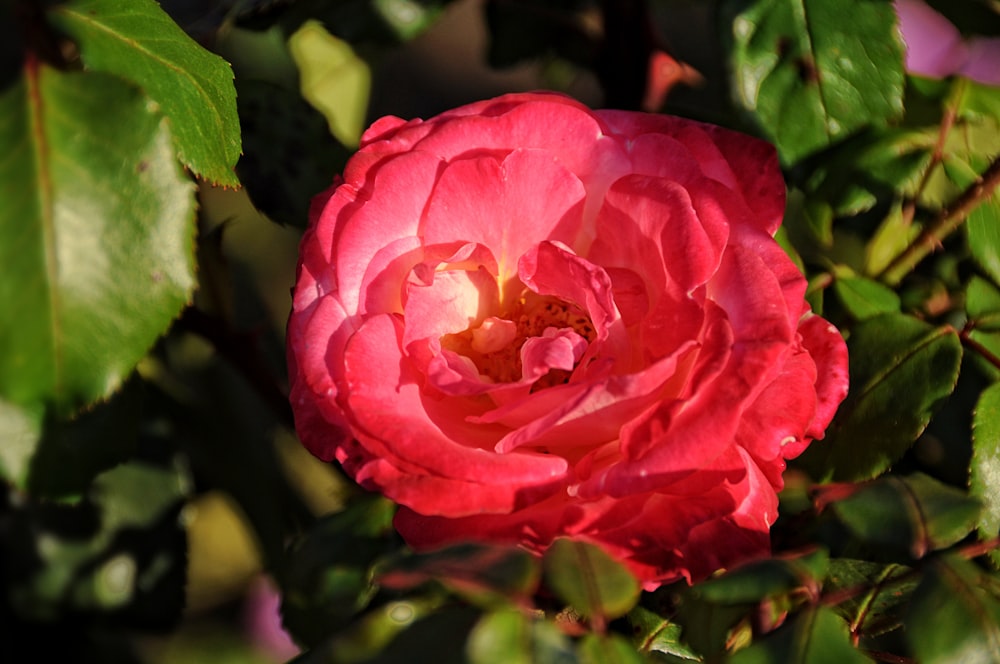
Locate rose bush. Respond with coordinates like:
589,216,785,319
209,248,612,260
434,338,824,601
287,92,849,587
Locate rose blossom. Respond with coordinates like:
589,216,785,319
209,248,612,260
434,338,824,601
287,92,848,587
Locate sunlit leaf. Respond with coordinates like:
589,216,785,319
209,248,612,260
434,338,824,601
726,0,905,163
467,609,577,664
972,382,1000,567
966,195,1000,288
0,64,196,418
825,559,915,639
864,202,922,277
542,539,640,624
629,606,702,662
289,20,371,147
906,555,1000,663
828,473,981,559
797,314,962,482
831,266,901,320
49,0,240,184
0,399,41,488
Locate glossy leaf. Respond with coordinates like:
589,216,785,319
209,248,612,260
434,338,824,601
726,0,905,164
289,20,371,147
376,542,540,607
829,473,981,559
542,539,640,624
825,559,915,639
797,314,962,482
728,606,869,664
831,266,901,320
697,549,829,604
49,0,240,185
0,64,196,418
972,382,1000,567
906,555,1000,663
467,609,577,664
0,399,41,488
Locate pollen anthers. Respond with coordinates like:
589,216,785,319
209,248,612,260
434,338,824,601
441,291,597,386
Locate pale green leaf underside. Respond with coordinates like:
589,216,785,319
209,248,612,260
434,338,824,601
50,0,240,185
0,64,195,417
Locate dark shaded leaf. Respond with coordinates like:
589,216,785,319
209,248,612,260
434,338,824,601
828,473,981,559
578,633,645,664
376,542,540,608
906,555,1000,663
797,314,962,482
728,606,870,664
825,559,915,639
697,549,828,604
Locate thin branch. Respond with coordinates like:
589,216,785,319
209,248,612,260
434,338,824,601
879,155,1000,286
959,324,1000,373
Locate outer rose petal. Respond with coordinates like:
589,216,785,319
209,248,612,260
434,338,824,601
288,91,849,588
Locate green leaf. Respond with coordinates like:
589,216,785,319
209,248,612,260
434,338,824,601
467,609,577,664
289,20,372,148
542,539,641,625
7,460,189,625
825,559,915,639
697,549,829,604
728,606,870,664
0,64,196,418
906,555,1000,663
971,382,1000,567
966,195,1000,288
49,0,240,185
831,266,901,320
797,314,962,482
0,399,41,487
828,473,981,559
282,494,397,648
864,202,922,277
726,0,905,164
629,606,702,661
578,633,645,664
376,542,540,607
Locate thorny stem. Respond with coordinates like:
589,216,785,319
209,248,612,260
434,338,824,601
902,103,957,226
879,154,1000,286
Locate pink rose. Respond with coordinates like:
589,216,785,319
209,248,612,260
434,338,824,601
895,0,1000,86
287,92,848,587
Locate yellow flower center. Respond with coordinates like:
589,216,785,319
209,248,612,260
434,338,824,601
442,293,596,386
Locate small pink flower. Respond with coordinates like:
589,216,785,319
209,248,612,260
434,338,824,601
287,92,849,588
244,577,299,662
895,0,1000,86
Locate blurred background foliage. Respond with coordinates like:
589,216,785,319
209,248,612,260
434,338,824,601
3,0,1000,662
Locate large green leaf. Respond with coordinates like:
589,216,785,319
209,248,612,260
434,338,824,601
0,64,196,417
797,314,962,482
726,0,905,164
971,382,1000,567
966,195,1000,289
49,0,240,185
542,539,641,625
906,555,1000,663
